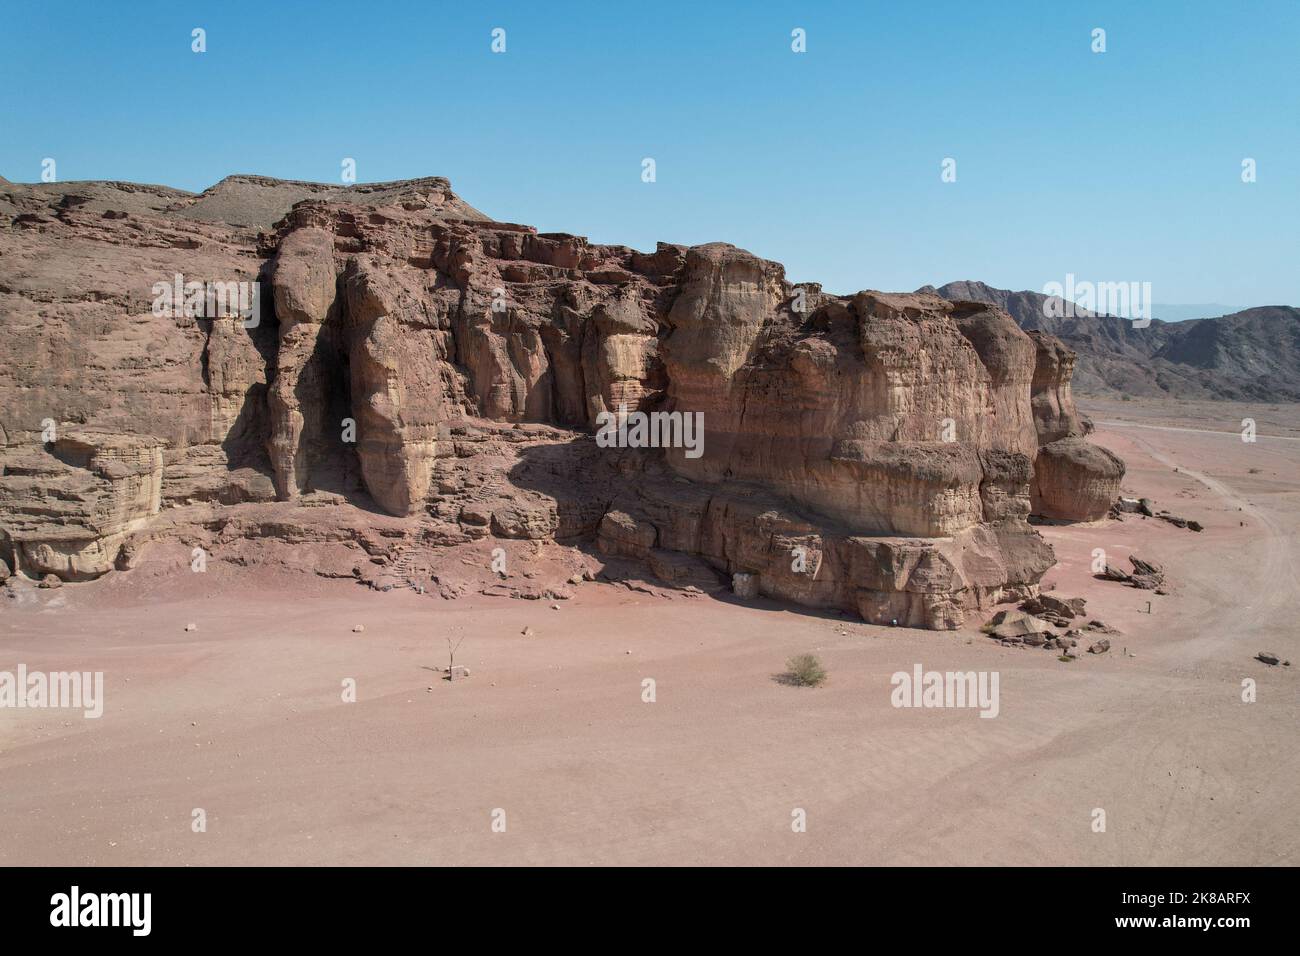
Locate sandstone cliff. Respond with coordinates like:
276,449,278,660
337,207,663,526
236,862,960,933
0,175,1124,627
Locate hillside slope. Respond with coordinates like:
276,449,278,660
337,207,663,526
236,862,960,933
922,280,1300,401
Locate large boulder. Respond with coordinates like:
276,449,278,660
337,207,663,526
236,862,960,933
1032,437,1125,521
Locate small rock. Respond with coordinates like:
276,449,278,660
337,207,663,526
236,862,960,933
1088,639,1111,654
551,603,560,611
521,626,535,637
352,624,364,633
1256,651,1280,666
184,623,197,632
38,574,62,589
568,574,584,585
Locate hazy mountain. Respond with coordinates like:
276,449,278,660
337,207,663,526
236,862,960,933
1150,303,1242,323
919,281,1300,401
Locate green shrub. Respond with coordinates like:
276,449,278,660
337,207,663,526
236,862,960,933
784,653,827,687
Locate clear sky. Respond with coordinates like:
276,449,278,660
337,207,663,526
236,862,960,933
2,0,1296,306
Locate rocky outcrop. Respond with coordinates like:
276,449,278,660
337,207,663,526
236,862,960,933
1032,437,1126,521
0,174,1126,627
0,431,164,579
1027,331,1082,444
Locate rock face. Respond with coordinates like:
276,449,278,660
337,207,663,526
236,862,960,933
0,431,164,580
1032,437,1126,521
0,174,1125,627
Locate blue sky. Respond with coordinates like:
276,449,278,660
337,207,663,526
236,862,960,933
2,0,1296,307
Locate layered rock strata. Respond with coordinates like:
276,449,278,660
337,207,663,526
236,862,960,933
0,175,1124,627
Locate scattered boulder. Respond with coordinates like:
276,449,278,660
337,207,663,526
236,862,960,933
1128,556,1165,590
987,608,1038,628
987,611,1052,642
1088,638,1111,654
1019,594,1085,626
184,622,197,632
352,624,365,633
38,573,62,589
1097,555,1165,590
1138,498,1156,517
0,559,10,582
1256,652,1280,666
446,664,471,681
1157,512,1204,532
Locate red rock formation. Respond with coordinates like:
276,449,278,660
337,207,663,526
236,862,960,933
0,175,1124,626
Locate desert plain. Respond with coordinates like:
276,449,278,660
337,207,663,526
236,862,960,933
2,399,1296,866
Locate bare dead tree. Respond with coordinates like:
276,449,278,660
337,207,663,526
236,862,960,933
446,630,467,675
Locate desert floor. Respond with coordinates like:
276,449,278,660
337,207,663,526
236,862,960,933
2,401,1296,866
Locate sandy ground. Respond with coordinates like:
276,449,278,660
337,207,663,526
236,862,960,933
1,402,1296,866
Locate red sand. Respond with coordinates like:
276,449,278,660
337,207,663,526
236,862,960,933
2,402,1296,865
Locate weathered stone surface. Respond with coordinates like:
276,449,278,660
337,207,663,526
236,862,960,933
0,173,1126,627
988,614,1052,641
0,431,164,579
1032,437,1126,521
1027,331,1083,444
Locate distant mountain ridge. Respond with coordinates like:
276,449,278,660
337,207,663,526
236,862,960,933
920,280,1300,401
1149,303,1243,323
